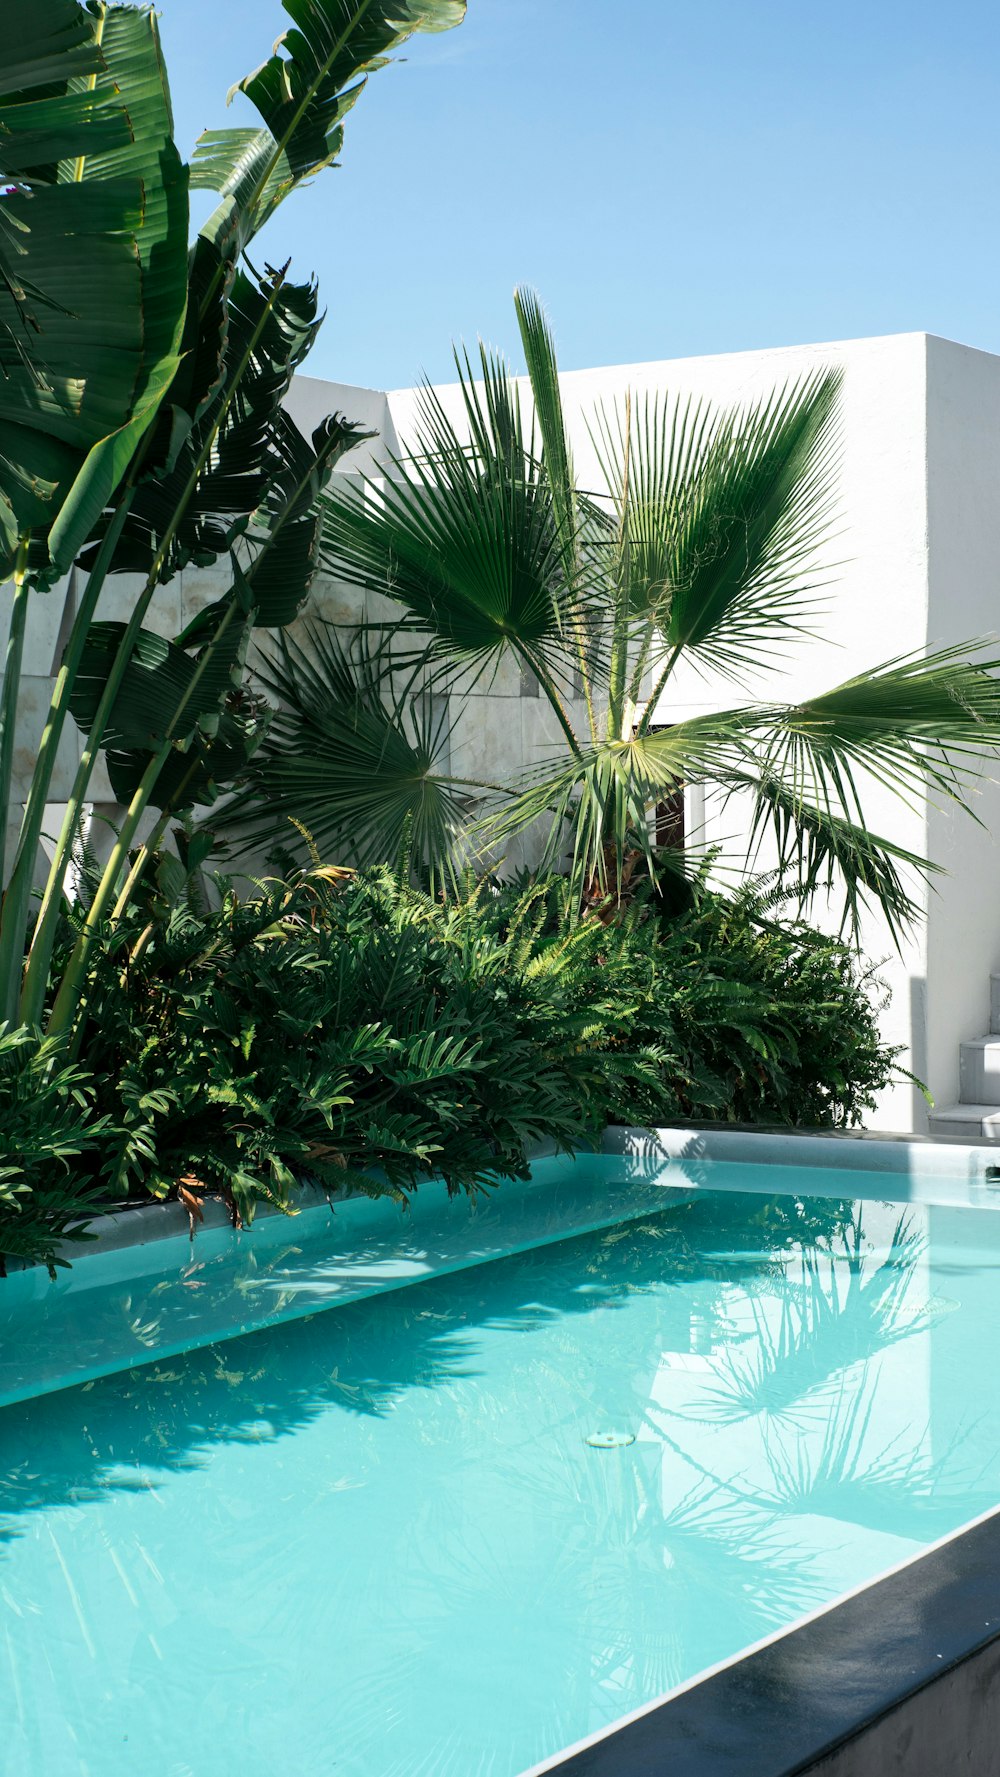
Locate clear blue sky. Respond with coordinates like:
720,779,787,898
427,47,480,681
157,0,1000,391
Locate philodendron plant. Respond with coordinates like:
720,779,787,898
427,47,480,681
0,0,466,1038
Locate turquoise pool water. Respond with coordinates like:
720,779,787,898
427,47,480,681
3,1179,1000,1775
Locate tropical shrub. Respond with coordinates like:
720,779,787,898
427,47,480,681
0,1026,108,1272
0,868,895,1269
67,868,664,1220
604,888,896,1128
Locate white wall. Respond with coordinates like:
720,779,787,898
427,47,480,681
286,375,403,475
924,336,1000,1118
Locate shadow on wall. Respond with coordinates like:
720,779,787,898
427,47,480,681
910,974,929,1133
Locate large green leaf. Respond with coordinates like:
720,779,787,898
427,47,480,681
174,410,368,647
241,409,368,628
142,1,468,566
0,0,96,98
69,616,249,753
0,1,189,583
105,693,270,812
88,267,346,610
67,598,263,814
191,0,466,250
0,0,104,359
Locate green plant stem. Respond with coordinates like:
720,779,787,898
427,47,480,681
636,642,684,737
48,742,171,1040
104,357,367,929
561,536,597,745
571,613,597,743
48,597,242,1040
110,809,172,922
0,539,31,896
22,271,290,1028
626,616,659,714
10,500,134,1025
607,597,630,742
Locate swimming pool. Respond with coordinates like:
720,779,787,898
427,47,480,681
3,1137,1000,1775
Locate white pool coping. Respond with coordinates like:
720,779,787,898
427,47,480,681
4,1122,999,1276
2,1122,998,1409
601,1122,1000,1180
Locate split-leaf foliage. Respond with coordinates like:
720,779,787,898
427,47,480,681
1,866,896,1271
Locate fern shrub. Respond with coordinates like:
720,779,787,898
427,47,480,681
0,1026,108,1271
0,869,898,1269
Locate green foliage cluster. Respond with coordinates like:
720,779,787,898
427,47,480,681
0,1,980,1291
0,870,896,1271
0,1025,106,1268
235,290,1000,949
610,889,898,1129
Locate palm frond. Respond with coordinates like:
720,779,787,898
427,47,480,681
724,771,935,945
477,710,757,889
318,342,597,704
587,388,717,624
587,370,842,690
191,0,466,251
755,644,1000,818
514,286,578,579
215,621,479,878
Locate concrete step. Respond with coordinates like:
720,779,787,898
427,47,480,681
960,1036,1000,1105
927,1103,1000,1140
991,976,1000,1035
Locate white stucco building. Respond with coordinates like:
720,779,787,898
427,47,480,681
7,330,1000,1132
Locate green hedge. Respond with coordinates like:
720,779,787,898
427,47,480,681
1,870,898,1271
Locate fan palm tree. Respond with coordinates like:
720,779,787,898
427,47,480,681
227,291,1000,939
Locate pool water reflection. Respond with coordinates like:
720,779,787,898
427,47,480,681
2,1186,999,1776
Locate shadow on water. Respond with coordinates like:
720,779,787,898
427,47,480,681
669,1211,937,1427
0,1190,853,1544
645,1208,1000,1542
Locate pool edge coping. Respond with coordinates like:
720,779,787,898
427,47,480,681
520,1499,1000,1777
6,1121,997,1273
